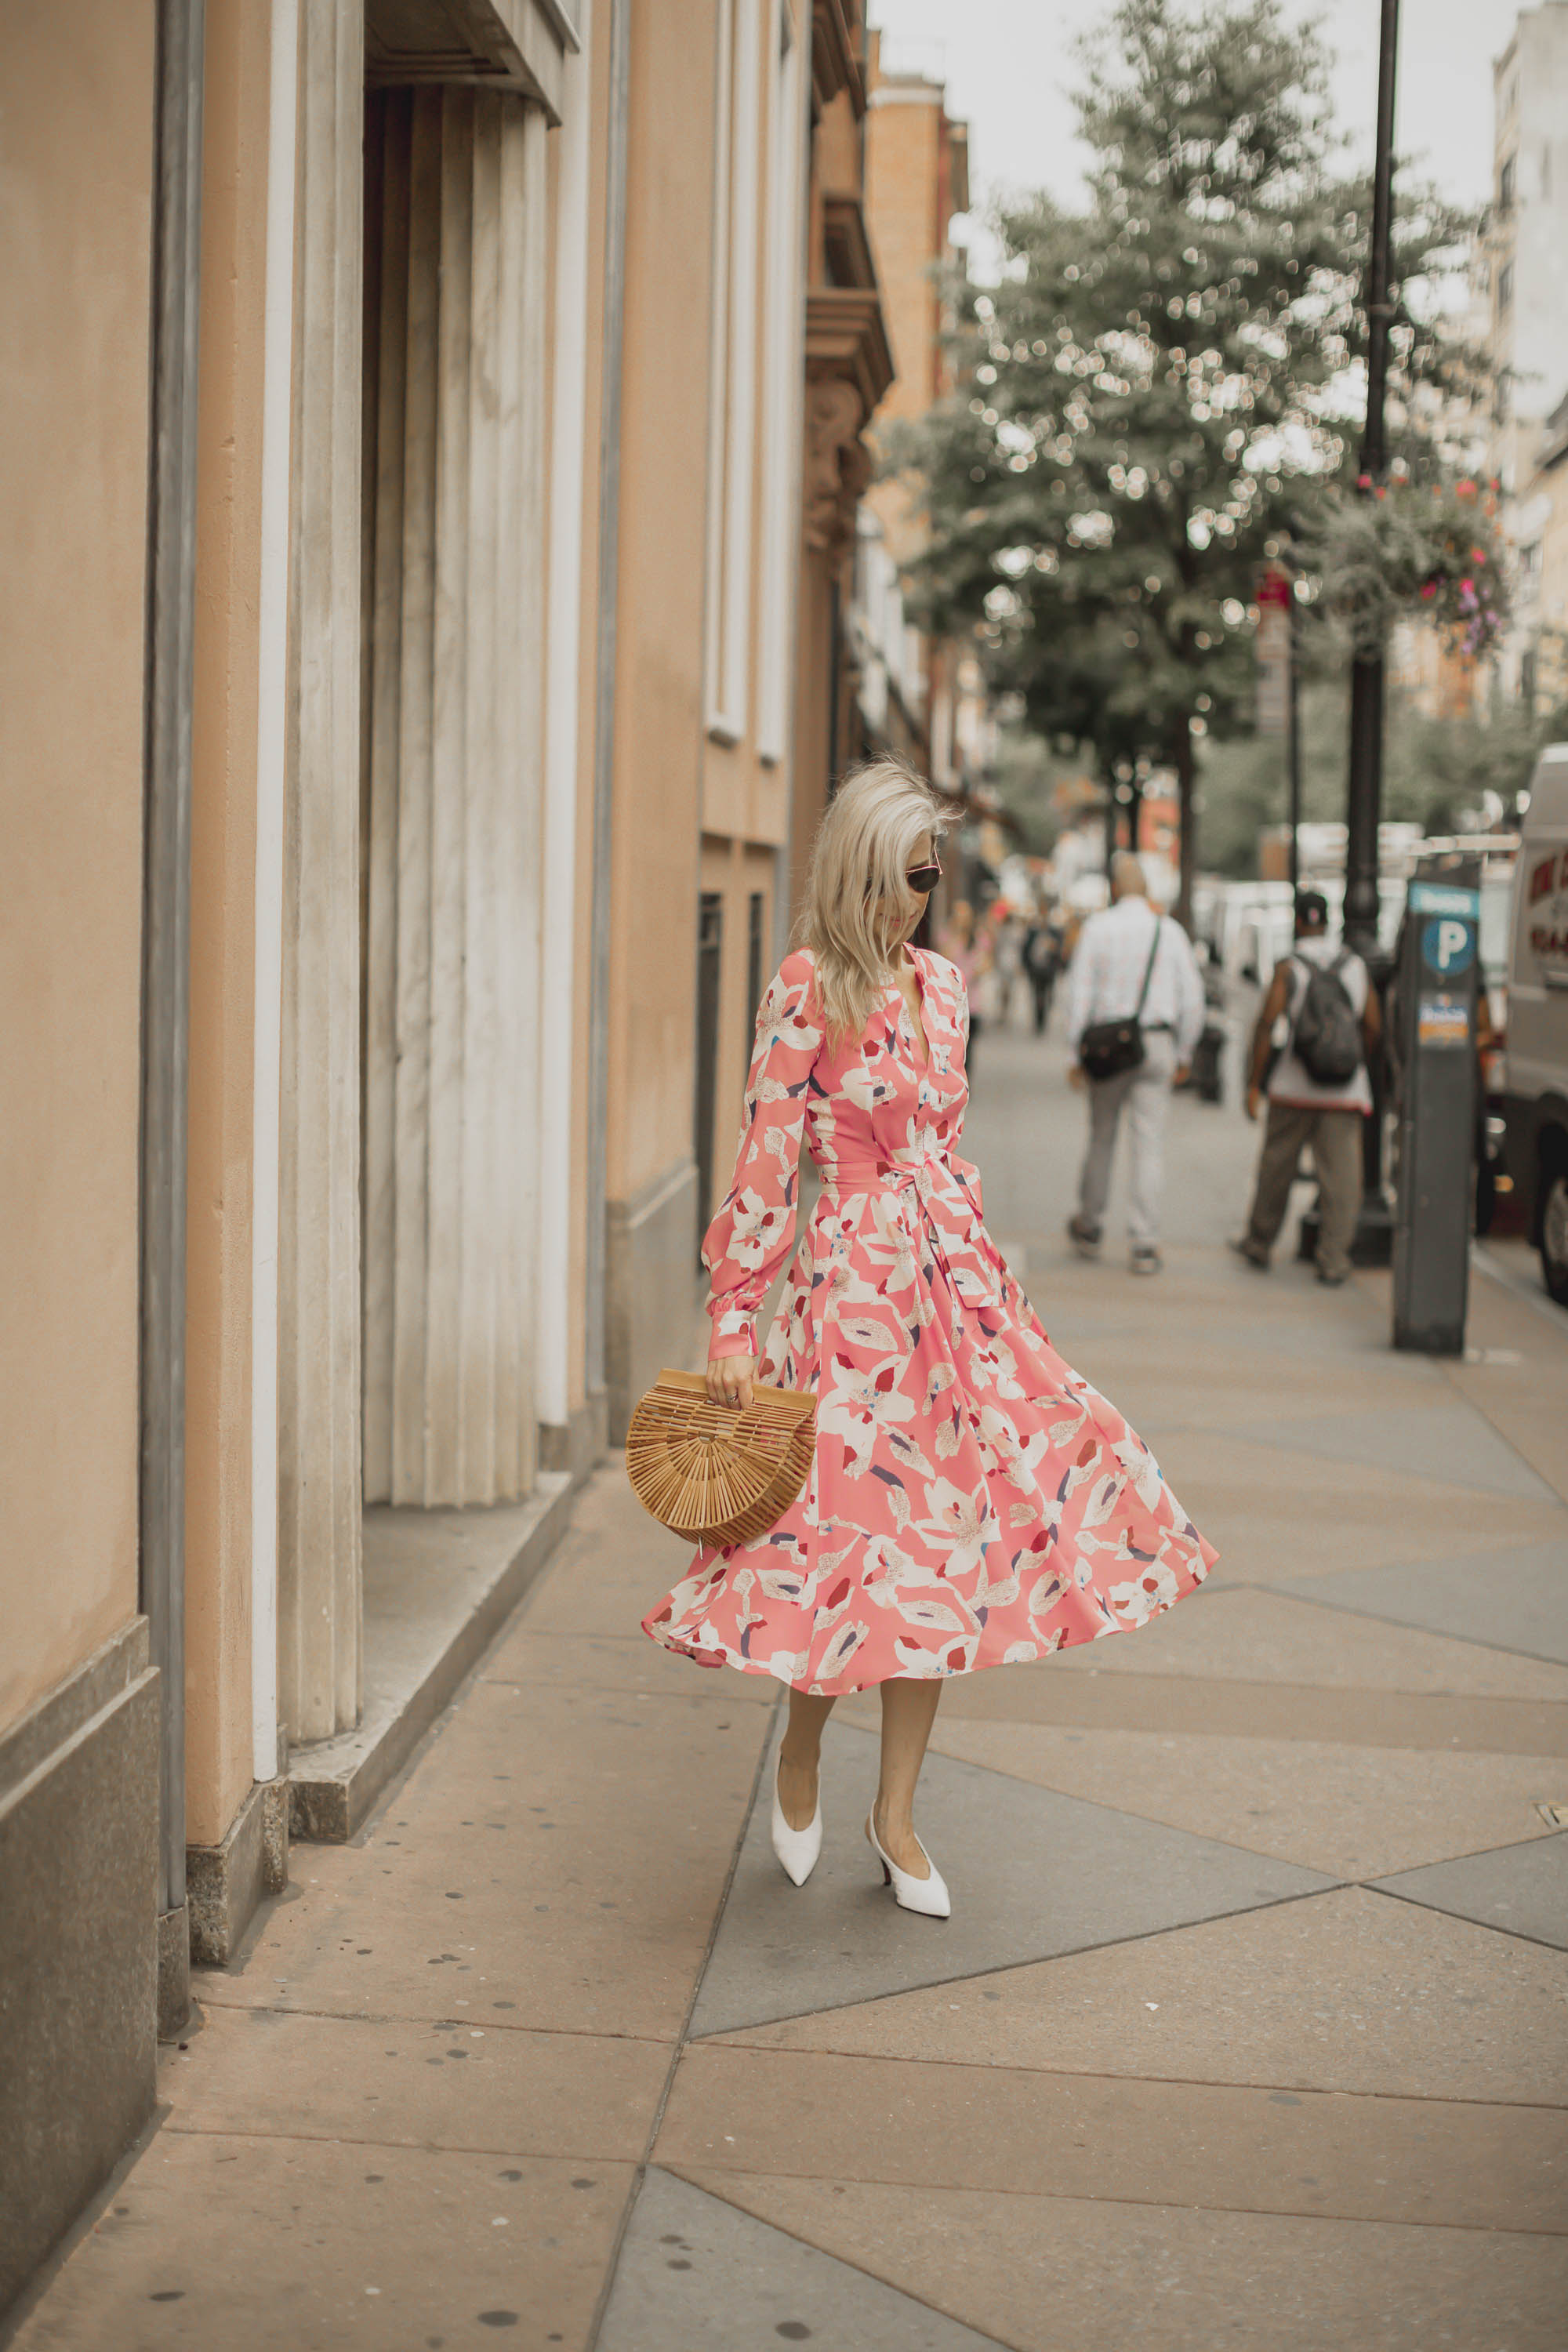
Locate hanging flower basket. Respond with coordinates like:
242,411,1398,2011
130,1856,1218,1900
1303,480,1512,660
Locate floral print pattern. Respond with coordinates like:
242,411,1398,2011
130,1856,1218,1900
641,947,1217,1694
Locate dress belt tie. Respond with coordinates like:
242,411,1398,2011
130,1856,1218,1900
815,1149,998,1317
818,1152,960,1209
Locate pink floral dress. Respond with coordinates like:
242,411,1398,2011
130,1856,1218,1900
641,947,1216,1694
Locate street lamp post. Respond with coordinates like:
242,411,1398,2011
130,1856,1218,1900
1342,0,1401,1261
1287,586,1302,895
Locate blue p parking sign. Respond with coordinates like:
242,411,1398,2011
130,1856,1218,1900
1421,916,1475,978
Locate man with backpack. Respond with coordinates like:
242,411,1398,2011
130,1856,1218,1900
1232,889,1381,1287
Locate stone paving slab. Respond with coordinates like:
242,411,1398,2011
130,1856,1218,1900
164,1999,666,2160
597,2167,1008,2352
852,1659,1568,1757
1037,1583,1568,1701
927,1716,1563,1881
7,2133,634,2351
1284,1539,1568,1668
658,2042,1568,2234
688,1719,1330,2041
1219,1403,1558,1503
289,1478,575,1842
1451,1265,1568,1504
198,1674,773,2041
1375,1832,1568,1952
518,1471,695,1640
479,1627,776,1704
1149,1426,1566,1586
717,1885,1568,2105
1094,1365,1440,1442
684,2171,1568,2352
1044,1298,1405,1363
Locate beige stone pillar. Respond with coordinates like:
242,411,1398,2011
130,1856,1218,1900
186,0,270,1842
277,0,364,1744
361,87,549,1508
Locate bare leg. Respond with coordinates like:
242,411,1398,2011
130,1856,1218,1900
873,1677,943,1877
778,1688,836,1831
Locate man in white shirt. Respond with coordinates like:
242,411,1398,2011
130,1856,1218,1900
1063,851,1207,1274
1233,890,1381,1286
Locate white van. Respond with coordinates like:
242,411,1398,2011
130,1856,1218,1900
1503,744,1568,1302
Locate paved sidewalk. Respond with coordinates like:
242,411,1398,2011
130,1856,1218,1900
13,1014,1568,2350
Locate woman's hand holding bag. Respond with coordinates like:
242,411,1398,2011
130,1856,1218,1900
626,1367,815,1550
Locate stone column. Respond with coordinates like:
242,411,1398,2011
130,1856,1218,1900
277,0,364,1744
361,87,549,1508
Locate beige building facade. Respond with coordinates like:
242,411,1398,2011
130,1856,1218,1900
1487,3,1568,710
853,39,968,782
837,39,999,925
1525,398,1568,711
0,0,898,2314
0,6,164,2304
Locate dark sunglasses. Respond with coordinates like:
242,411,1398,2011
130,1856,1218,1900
905,855,942,894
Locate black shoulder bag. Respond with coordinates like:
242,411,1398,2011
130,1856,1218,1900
1077,920,1163,1083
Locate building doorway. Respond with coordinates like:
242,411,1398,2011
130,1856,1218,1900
695,892,724,1254
358,78,551,1508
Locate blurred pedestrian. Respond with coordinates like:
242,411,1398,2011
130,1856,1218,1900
938,898,975,986
1022,902,1063,1033
939,901,990,1055
992,906,1023,1026
1064,851,1205,1275
1232,889,1380,1287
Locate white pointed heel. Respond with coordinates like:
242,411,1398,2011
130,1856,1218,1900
866,1810,951,1919
771,1756,822,1886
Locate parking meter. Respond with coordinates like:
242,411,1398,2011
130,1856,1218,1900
1392,855,1480,1354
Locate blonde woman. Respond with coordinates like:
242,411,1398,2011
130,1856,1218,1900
642,762,1216,1917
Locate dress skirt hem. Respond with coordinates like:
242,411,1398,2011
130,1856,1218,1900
641,1527,1215,1698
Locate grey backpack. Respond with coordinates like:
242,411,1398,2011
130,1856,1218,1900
1292,950,1362,1087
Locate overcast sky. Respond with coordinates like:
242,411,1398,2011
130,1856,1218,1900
871,0,1503,256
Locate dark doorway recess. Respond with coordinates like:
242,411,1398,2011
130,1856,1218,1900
746,890,765,1071
695,892,724,1257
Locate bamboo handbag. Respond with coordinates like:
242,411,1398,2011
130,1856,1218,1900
626,1367,816,1550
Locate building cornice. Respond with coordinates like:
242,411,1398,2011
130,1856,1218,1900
948,122,970,218
820,194,879,294
803,274,894,568
366,0,570,121
806,287,894,415
812,0,866,119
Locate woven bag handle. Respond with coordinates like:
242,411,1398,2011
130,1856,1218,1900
653,1367,814,1425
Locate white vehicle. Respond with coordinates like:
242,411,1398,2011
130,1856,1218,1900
1215,873,1406,988
1502,745,1568,1303
1213,879,1294,980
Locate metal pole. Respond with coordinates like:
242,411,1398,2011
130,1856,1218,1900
1341,0,1399,1261
141,0,205,2041
1345,0,1399,953
1287,587,1301,898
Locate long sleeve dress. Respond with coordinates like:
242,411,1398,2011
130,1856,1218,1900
641,947,1217,1695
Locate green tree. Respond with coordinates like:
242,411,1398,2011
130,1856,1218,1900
894,0,1474,921
1196,677,1352,875
1197,676,1561,874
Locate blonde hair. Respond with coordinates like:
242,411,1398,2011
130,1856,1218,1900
799,759,951,1044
